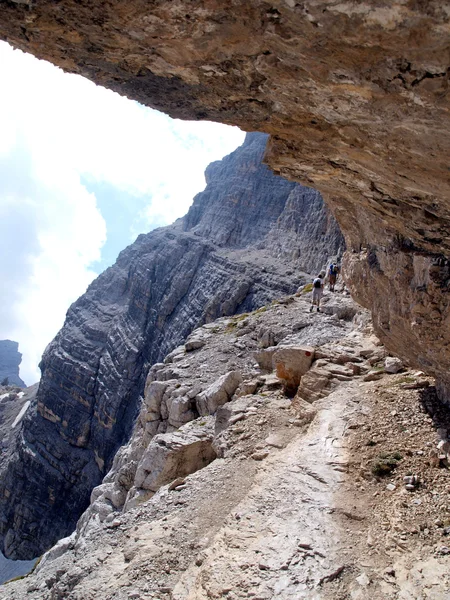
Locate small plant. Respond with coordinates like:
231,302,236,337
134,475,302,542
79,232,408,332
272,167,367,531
234,313,249,322
302,283,313,294
395,376,416,385
371,451,402,477
225,322,238,334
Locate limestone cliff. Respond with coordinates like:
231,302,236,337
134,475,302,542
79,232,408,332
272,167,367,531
0,0,447,402
0,133,342,559
0,341,25,388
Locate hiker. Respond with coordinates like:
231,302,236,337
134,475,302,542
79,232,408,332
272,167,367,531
329,263,339,292
310,272,324,312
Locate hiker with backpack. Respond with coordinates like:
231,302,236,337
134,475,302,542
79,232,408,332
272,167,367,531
310,272,324,312
329,263,339,292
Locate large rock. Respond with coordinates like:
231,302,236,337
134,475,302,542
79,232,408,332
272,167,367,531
384,357,404,374
196,371,243,416
133,420,217,493
273,346,315,395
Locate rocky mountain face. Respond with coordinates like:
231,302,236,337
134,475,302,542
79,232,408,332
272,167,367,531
0,341,25,388
0,1,447,403
0,133,343,560
3,287,449,599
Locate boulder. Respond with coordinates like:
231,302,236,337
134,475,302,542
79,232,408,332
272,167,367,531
384,357,404,374
195,371,243,416
273,346,315,394
168,396,197,428
295,367,333,404
134,419,217,492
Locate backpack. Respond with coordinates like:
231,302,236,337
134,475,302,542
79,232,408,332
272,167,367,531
313,278,322,289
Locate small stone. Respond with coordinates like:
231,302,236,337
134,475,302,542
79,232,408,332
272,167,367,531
128,592,141,599
168,477,186,491
251,451,269,461
438,546,450,555
265,434,285,449
363,371,383,382
356,572,370,586
386,483,396,491
405,484,415,491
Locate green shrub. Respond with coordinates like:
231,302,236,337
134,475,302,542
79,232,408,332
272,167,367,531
371,452,402,476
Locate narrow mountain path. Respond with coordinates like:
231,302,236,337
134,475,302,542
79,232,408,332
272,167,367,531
173,382,361,599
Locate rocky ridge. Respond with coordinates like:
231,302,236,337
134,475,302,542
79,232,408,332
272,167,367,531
0,132,343,560
2,286,449,599
0,0,448,404
0,341,25,388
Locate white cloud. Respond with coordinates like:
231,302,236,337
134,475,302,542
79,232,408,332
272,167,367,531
0,41,245,384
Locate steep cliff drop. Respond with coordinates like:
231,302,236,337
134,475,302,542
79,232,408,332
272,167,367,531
0,132,343,560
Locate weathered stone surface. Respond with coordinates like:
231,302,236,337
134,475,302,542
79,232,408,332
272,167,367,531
273,346,315,394
133,420,217,493
196,371,243,416
252,348,277,372
0,134,342,559
384,357,404,374
0,341,25,388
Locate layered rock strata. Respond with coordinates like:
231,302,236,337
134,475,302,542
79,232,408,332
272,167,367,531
0,133,342,559
0,341,25,388
0,1,448,398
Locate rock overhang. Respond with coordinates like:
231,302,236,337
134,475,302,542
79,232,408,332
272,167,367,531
0,0,449,393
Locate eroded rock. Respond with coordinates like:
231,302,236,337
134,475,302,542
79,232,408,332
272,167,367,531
133,419,217,494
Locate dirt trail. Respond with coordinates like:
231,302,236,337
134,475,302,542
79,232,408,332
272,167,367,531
173,382,359,599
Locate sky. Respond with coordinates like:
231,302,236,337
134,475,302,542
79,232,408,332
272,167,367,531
0,41,245,385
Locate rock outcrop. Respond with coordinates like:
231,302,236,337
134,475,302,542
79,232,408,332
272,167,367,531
0,341,25,388
0,1,447,401
0,133,342,559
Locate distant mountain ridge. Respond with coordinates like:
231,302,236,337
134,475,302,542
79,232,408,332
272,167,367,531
0,132,344,559
0,340,25,388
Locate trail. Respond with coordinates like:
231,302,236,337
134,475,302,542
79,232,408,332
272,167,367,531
173,382,360,599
